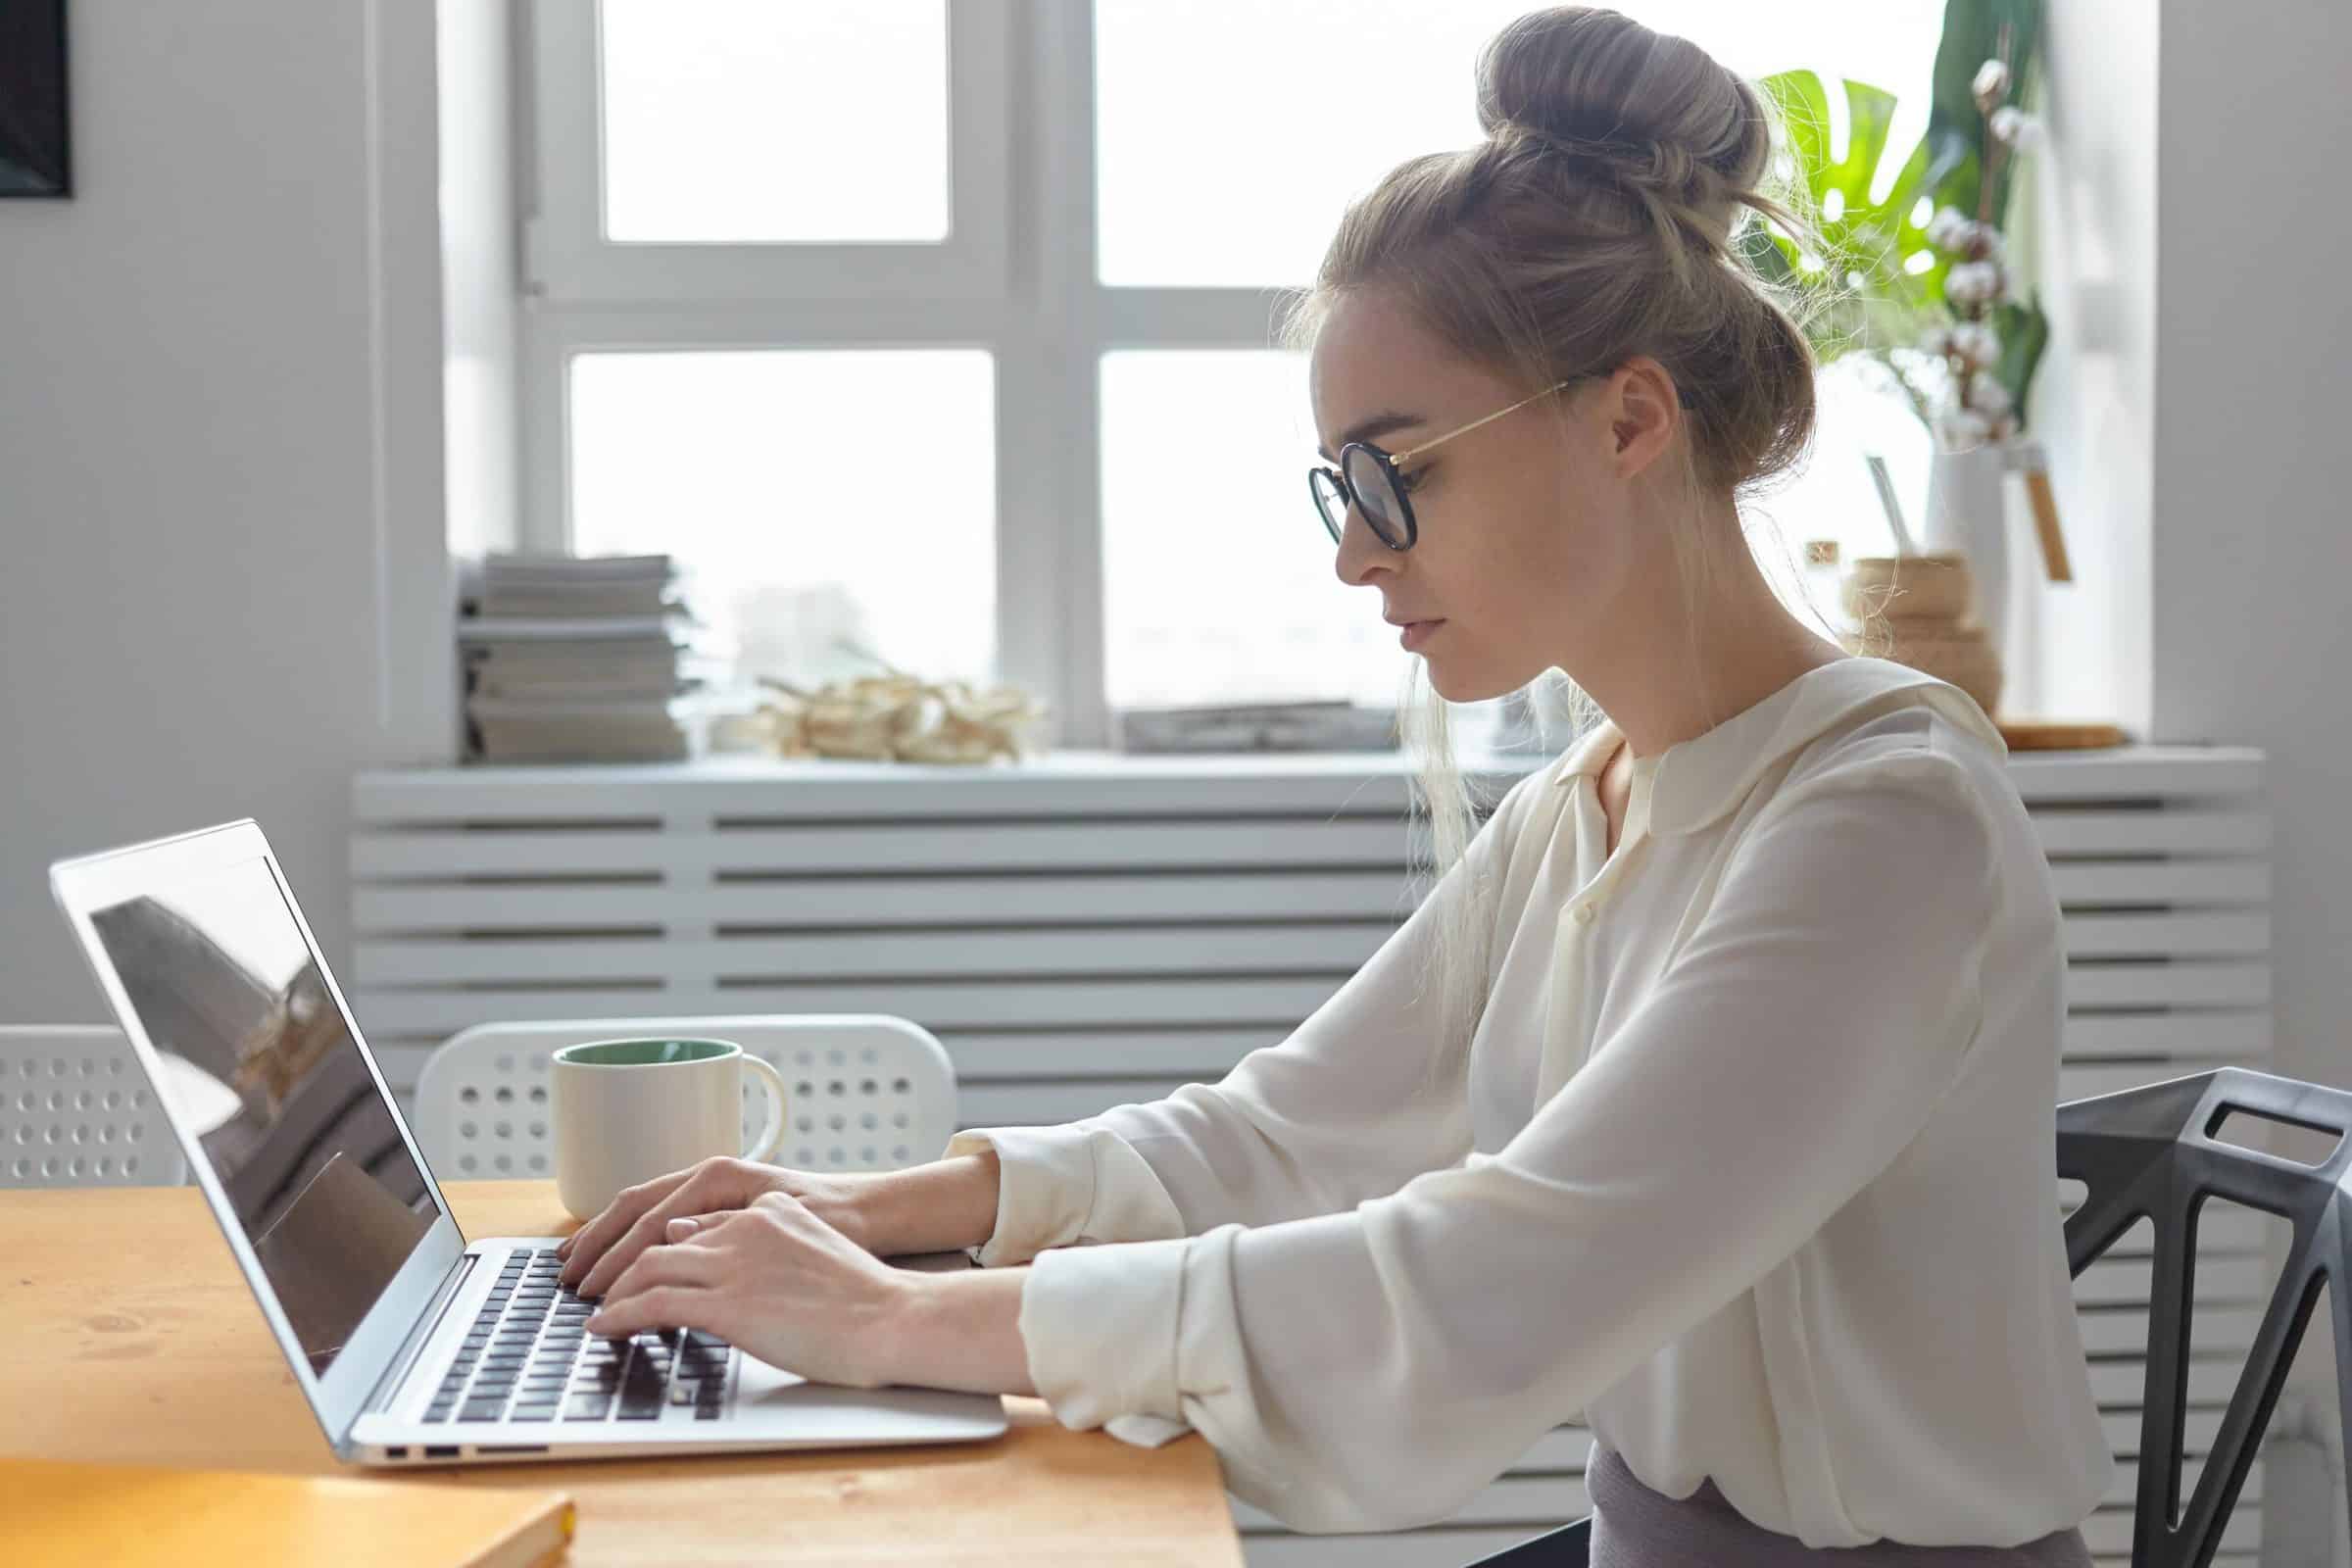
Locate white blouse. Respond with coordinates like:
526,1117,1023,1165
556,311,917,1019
945,656,2114,1546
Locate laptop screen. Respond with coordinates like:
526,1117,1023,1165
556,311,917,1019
87,855,436,1377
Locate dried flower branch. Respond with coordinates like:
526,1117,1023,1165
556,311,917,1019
753,666,1050,765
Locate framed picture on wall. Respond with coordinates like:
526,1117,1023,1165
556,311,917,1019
0,0,72,198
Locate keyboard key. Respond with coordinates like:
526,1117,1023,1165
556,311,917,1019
563,1398,612,1421
424,1401,455,1422
459,1400,508,1422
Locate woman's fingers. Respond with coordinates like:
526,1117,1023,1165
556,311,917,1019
556,1168,691,1288
603,1233,720,1301
570,1162,760,1297
585,1282,721,1340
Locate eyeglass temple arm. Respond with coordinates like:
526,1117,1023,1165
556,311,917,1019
1391,378,1577,464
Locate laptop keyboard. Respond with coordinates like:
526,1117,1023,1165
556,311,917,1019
423,1248,734,1425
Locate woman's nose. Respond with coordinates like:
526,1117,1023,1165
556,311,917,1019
1332,510,1395,588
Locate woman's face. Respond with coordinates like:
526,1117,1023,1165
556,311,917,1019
1308,288,1670,704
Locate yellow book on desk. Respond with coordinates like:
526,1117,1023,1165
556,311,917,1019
4,1457,576,1568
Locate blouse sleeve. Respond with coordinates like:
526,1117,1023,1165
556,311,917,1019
1012,746,2003,1532
944,768,1551,1267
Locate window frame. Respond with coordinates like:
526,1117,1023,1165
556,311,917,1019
527,1,1311,747
523,0,1012,303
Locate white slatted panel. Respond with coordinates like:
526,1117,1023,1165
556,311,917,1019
349,744,2270,1563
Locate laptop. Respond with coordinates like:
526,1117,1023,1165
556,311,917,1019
49,817,1009,1467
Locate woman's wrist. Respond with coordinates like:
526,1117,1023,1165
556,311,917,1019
838,1148,1002,1258
873,1265,1035,1396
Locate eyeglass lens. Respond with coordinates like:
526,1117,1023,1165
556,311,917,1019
1342,449,1408,547
1311,451,1409,549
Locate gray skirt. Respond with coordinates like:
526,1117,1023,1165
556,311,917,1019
1587,1446,2094,1567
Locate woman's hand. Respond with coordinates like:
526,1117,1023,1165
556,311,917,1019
556,1156,886,1298
580,1193,910,1387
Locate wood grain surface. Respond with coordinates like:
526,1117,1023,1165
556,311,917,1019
0,1181,1242,1566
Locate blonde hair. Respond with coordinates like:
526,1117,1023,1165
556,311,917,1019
1279,6,1827,1091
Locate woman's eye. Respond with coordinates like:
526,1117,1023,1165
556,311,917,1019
1397,466,1432,494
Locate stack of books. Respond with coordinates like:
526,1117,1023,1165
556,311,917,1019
458,554,694,763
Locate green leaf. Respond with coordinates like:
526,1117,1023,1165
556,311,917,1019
1752,69,1950,367
1993,295,2049,426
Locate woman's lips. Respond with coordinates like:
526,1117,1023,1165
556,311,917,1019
1398,619,1445,652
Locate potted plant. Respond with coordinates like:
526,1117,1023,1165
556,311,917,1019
1740,0,2070,677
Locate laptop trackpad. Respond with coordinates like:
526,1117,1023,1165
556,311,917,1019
733,1355,1008,1437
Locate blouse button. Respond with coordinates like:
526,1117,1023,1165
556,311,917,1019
1572,904,1596,926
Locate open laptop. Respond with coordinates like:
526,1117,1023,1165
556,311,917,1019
49,817,1008,1467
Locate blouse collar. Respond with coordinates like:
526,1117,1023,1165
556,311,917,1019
1547,657,2007,837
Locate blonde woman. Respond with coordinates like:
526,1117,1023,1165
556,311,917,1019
558,8,2110,1559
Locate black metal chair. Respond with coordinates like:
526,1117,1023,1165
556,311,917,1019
1465,1067,2352,1567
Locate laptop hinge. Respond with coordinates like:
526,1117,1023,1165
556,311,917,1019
363,1251,478,1416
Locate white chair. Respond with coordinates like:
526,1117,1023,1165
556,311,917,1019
412,1013,958,1180
0,1026,188,1188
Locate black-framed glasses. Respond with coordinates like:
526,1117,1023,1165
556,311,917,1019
1307,373,1693,552
1310,378,1575,552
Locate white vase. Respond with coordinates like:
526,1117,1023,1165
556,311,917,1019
1921,440,2012,658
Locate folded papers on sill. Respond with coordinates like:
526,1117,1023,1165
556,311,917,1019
1117,700,1399,754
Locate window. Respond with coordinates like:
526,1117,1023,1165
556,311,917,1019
523,1,1943,746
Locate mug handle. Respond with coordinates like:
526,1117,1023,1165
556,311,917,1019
739,1054,789,1162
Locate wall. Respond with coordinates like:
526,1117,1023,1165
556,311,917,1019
2033,4,2352,1549
0,0,452,1023
2148,2,2352,1556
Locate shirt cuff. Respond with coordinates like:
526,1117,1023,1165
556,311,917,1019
944,1124,1187,1268
1021,1234,1193,1432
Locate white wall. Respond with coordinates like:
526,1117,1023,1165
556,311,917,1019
0,0,451,1023
2146,3,2352,1557
2034,5,2352,1551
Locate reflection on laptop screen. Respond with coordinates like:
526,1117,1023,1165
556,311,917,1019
88,857,435,1376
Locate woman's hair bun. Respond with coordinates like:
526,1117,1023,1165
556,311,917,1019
1474,5,1772,230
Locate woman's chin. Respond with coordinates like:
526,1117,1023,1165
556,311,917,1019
1423,648,1546,709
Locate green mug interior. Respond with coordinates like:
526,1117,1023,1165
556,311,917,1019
554,1037,739,1068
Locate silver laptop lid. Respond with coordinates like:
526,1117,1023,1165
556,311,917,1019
50,819,468,1449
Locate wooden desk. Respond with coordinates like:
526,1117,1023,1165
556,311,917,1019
0,1182,1244,1566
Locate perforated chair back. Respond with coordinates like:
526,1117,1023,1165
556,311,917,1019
1466,1065,2352,1568
413,1013,958,1181
0,1026,187,1188
2059,1066,2352,1568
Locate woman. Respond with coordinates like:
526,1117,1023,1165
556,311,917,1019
556,8,2113,1558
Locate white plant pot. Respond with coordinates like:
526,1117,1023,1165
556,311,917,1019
1922,440,2012,658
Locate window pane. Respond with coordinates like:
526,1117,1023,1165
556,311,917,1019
569,352,994,689
599,0,949,243
1102,351,1410,710
1096,0,1942,287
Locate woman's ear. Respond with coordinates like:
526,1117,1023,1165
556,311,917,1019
1603,357,1682,479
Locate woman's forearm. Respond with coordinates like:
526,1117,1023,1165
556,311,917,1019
880,1264,1036,1396
846,1148,1002,1257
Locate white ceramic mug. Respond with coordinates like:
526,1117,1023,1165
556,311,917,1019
550,1037,788,1222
